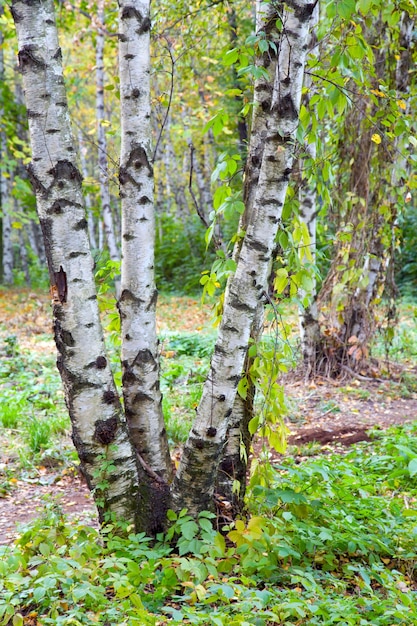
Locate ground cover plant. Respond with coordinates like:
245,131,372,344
1,424,417,625
1,290,417,623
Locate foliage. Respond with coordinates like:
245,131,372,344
155,213,215,294
2,425,417,624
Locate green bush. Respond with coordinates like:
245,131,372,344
155,213,215,294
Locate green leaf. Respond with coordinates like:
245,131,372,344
274,268,288,294
237,376,249,400
181,520,199,540
408,458,417,477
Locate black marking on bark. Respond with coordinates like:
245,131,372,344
10,6,23,22
119,288,144,305
139,216,148,222
139,195,151,205
121,7,142,20
103,389,119,404
93,416,118,445
293,1,317,22
123,233,136,241
96,356,107,369
47,199,70,215
124,53,135,61
53,266,67,303
225,408,233,418
146,289,158,311
85,323,94,328
275,94,298,121
28,164,47,195
133,349,154,366
74,218,88,230
230,298,254,313
223,324,238,333
206,427,217,437
18,45,46,71
246,237,269,253
218,394,226,402
26,109,42,118
133,149,153,175
72,278,82,283
279,167,293,183
57,102,67,108
69,250,87,258
214,344,227,355
133,392,153,403
48,160,83,184
125,333,131,340
136,17,151,35
228,374,241,386
88,294,98,301
53,47,62,60
131,88,140,98
122,368,136,385
195,438,204,450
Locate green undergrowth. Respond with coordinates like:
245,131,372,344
0,334,74,481
1,424,417,625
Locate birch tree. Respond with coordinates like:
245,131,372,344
11,0,146,530
12,0,314,532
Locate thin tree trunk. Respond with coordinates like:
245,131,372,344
95,0,120,272
78,129,97,249
172,0,315,516
297,2,320,375
0,16,13,285
117,0,172,486
12,0,144,529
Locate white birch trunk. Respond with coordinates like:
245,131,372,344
215,0,283,508
172,0,315,515
0,18,13,286
11,0,144,529
297,3,320,373
118,0,172,483
77,129,97,249
95,0,120,269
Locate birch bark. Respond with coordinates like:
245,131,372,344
118,0,172,483
11,0,143,529
0,17,13,285
297,3,320,375
172,0,316,515
95,0,120,274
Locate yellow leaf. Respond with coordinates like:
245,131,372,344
397,99,406,110
371,134,381,144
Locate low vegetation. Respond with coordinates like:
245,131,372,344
1,294,417,624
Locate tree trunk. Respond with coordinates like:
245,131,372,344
0,17,13,286
310,15,413,378
172,0,315,516
12,0,145,530
95,0,120,272
117,0,172,485
78,129,97,249
297,2,320,375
